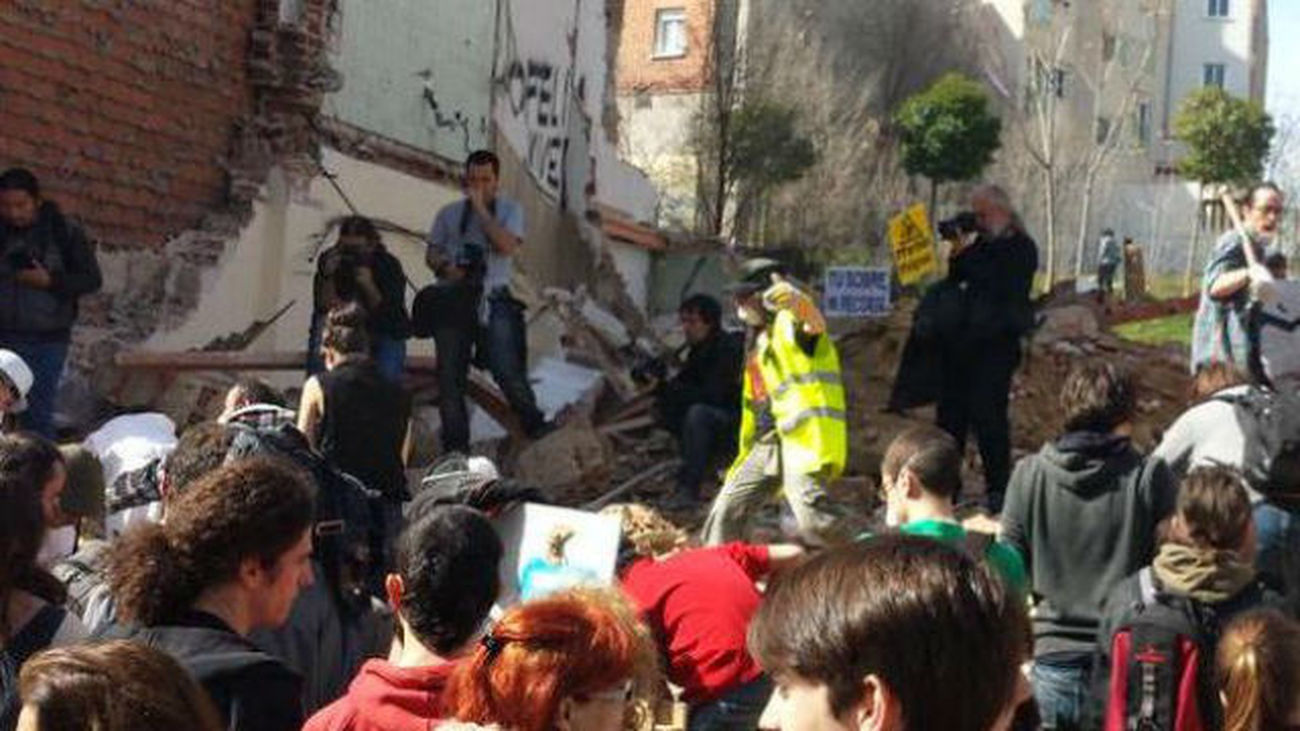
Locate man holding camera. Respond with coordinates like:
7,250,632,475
0,168,101,438
309,215,410,381
933,184,1037,513
424,150,547,454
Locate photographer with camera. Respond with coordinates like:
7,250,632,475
422,150,547,455
0,168,102,438
932,184,1038,513
309,215,410,381
649,294,745,509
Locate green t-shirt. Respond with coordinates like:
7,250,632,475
860,519,1028,596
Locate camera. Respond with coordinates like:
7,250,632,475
456,242,487,281
936,212,980,242
630,355,669,385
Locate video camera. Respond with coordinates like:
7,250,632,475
936,212,980,242
455,242,488,282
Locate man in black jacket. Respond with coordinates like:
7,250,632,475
936,183,1037,512
657,294,744,508
0,168,102,437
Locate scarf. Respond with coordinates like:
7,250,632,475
1152,543,1256,604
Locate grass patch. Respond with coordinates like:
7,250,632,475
1112,312,1194,347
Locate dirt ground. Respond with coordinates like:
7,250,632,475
574,294,1194,528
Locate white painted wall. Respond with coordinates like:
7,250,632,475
617,91,701,229
148,147,461,366
607,241,652,311
1168,0,1259,116
493,0,658,223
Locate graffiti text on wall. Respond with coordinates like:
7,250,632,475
499,58,573,200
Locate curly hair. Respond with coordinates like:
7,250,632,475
108,457,314,626
445,588,660,731
322,303,370,357
20,640,223,731
600,503,688,565
0,433,66,639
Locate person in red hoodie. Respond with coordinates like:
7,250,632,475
601,503,804,731
304,505,503,731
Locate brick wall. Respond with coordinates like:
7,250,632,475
0,1,261,248
0,1,345,422
616,0,714,93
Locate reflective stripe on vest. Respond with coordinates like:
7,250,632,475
778,406,847,435
770,372,842,401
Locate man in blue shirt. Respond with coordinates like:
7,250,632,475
426,150,547,452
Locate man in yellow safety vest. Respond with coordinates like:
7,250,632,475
701,259,850,547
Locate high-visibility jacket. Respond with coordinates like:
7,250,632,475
728,309,848,480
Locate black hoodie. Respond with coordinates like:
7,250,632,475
1001,433,1177,656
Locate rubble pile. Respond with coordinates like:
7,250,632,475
469,288,1193,519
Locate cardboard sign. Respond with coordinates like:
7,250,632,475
492,502,622,607
888,204,938,285
823,267,891,318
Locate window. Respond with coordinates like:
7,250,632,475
1136,102,1151,145
653,8,687,58
1203,63,1226,88
1207,0,1229,18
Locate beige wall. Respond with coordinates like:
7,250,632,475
148,147,461,365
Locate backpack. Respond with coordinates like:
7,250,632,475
1212,388,1300,502
1102,569,1222,731
50,541,117,633
1251,281,1300,387
226,423,379,613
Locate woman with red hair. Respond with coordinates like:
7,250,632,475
443,589,658,731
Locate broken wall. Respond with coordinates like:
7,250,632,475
325,0,493,161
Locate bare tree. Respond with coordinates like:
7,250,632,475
1068,3,1166,279
1017,15,1073,290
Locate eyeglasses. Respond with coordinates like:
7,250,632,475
1256,205,1284,214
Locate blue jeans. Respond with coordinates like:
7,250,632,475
688,676,772,731
432,289,546,453
676,403,739,499
1,337,69,438
1031,655,1092,731
1254,501,1300,610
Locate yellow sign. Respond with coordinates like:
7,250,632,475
888,204,938,285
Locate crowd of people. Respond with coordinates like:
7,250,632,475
0,151,1299,731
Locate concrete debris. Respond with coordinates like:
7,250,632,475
514,417,613,493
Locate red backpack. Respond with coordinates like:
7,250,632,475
1102,568,1221,731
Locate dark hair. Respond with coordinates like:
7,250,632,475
163,422,236,497
337,215,381,246
229,379,285,409
109,458,314,626
1218,610,1300,731
679,294,722,330
1249,181,1283,207
881,425,963,500
1060,361,1135,433
395,505,503,655
19,640,224,731
322,303,370,357
466,150,501,176
749,535,1029,730
1173,466,1253,551
1191,362,1247,402
0,433,66,638
0,168,40,197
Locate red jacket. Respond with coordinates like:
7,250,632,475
304,659,455,731
620,543,770,704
